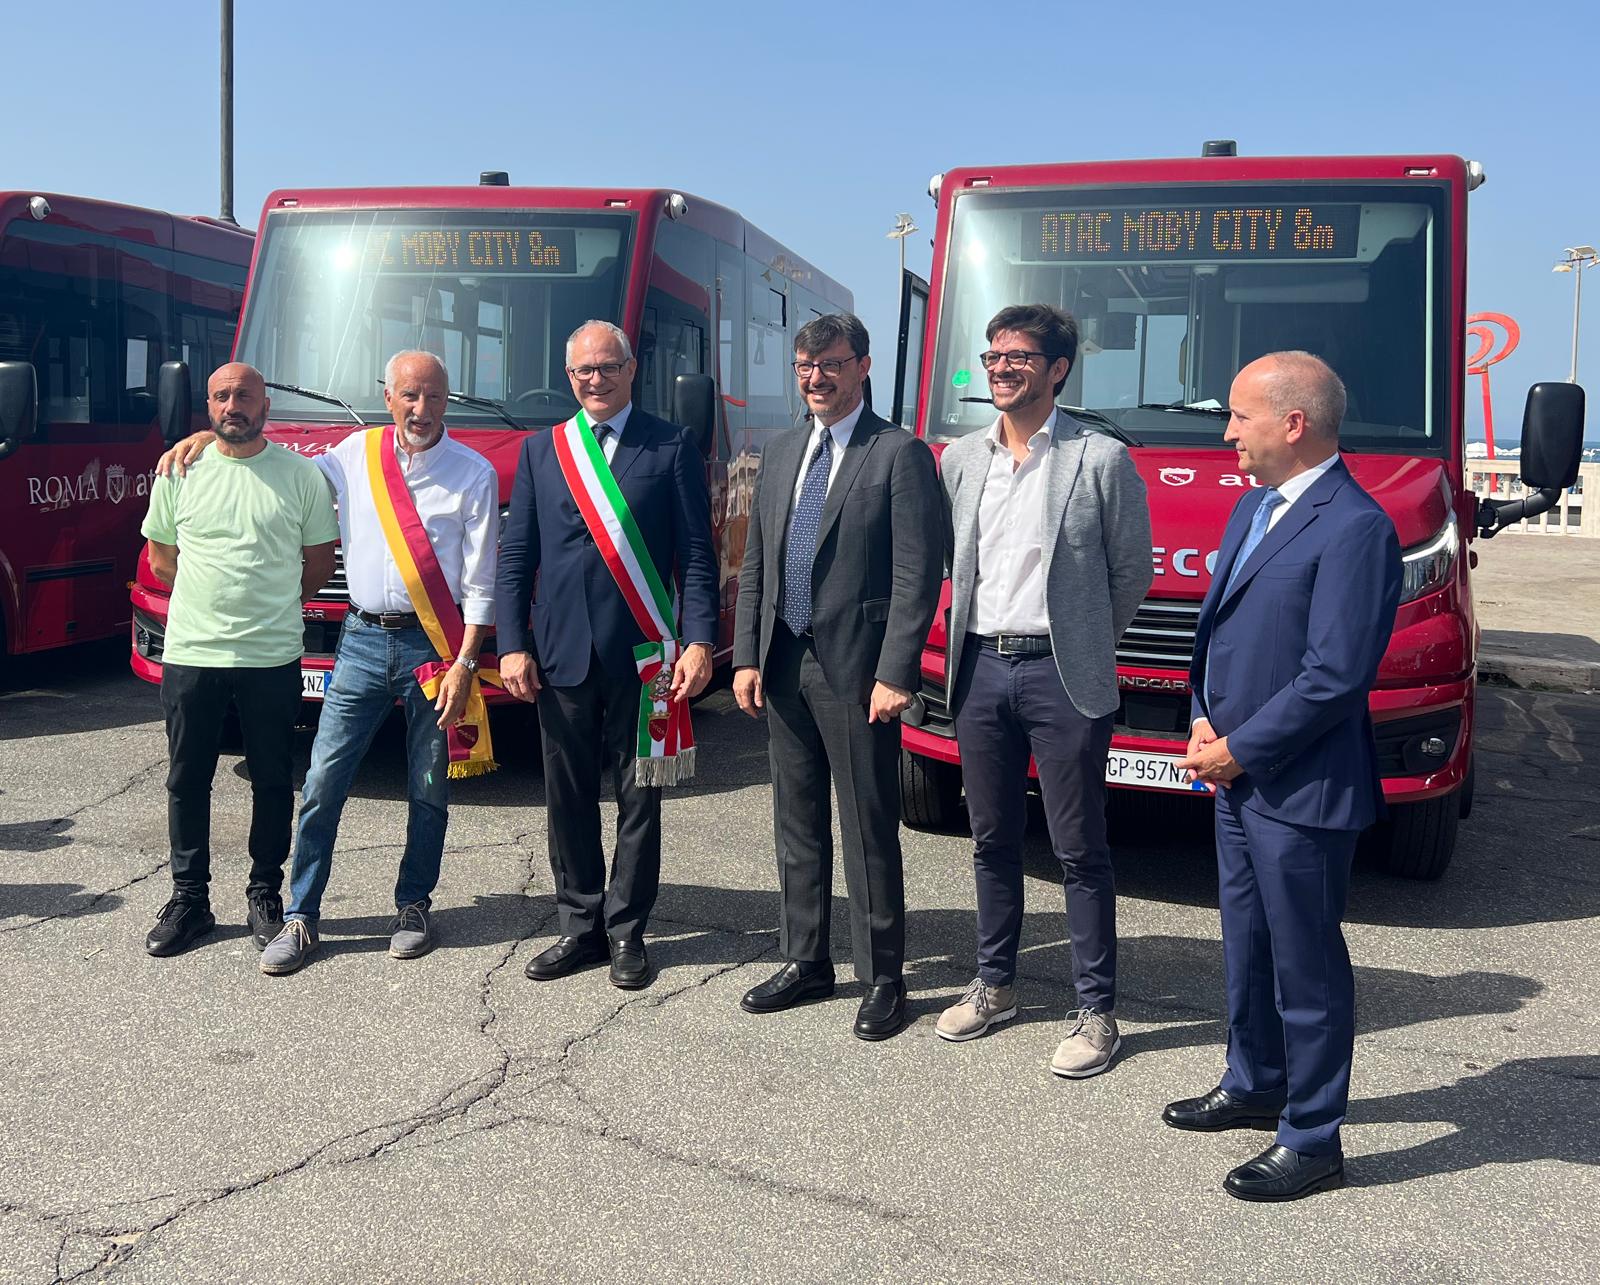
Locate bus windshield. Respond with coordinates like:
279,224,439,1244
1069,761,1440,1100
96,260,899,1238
235,208,633,426
926,183,1449,453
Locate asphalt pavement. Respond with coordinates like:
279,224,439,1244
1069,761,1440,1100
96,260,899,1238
1,640,1597,1283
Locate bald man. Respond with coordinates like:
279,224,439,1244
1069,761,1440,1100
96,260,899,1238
1168,352,1402,1201
141,363,339,957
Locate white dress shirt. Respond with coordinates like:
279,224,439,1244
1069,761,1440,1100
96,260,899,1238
591,400,633,465
789,398,865,515
1266,452,1339,530
970,409,1057,635
317,427,499,626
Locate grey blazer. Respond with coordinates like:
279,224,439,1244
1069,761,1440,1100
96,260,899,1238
941,412,1153,719
733,407,942,704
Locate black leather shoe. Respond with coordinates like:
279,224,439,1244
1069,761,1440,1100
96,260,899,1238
740,960,835,1014
608,938,651,990
853,979,907,1041
246,892,284,950
1162,1086,1284,1132
525,934,608,981
1224,1143,1344,1202
146,898,216,957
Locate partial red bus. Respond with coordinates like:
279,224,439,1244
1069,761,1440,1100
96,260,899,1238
891,145,1582,879
0,193,251,654
129,177,852,700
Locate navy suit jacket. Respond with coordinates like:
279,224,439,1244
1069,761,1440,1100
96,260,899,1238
1189,458,1402,832
494,409,719,687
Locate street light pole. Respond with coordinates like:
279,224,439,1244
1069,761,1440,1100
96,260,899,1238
886,212,917,297
220,0,236,225
1553,245,1598,383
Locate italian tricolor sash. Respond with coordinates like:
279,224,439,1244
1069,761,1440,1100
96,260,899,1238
365,427,503,779
551,410,695,786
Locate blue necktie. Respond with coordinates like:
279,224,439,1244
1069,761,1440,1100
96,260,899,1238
780,430,833,632
1223,487,1283,595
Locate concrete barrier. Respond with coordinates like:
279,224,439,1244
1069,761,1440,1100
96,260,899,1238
1465,459,1599,537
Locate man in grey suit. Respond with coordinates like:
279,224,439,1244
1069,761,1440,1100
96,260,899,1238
935,304,1151,1077
732,313,942,1041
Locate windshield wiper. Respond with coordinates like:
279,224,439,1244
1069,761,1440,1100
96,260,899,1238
446,391,521,431
369,379,523,431
1137,400,1229,418
265,381,368,426
958,397,1140,447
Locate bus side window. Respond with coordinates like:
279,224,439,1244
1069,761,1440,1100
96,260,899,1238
0,221,113,428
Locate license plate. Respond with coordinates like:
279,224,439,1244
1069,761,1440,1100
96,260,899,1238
1105,749,1211,794
301,670,328,700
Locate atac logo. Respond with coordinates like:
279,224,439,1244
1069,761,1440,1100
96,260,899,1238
1159,467,1195,487
28,460,100,512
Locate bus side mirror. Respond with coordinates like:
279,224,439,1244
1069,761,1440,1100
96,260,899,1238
157,361,193,445
1477,381,1586,537
1518,381,1584,490
673,373,717,457
0,361,38,462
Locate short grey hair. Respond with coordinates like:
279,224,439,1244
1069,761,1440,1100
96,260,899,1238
1258,350,1347,439
565,320,634,365
384,349,449,390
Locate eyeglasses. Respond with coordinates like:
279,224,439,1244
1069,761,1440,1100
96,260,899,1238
567,362,627,380
978,349,1060,371
792,356,862,378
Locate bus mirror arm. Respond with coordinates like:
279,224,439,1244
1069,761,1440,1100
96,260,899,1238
673,373,717,457
157,362,193,445
1476,490,1561,539
0,361,39,460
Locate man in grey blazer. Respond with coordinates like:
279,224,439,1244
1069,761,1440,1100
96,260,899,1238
935,304,1151,1077
732,313,942,1041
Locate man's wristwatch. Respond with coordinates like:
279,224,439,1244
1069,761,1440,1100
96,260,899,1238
454,656,480,674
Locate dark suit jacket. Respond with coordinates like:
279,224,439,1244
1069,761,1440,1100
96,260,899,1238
495,408,719,687
1189,458,1402,832
732,407,942,705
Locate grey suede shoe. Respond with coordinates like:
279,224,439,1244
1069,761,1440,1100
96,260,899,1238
259,919,317,976
389,902,434,959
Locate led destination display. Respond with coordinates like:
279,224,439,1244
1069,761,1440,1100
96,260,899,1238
1025,203,1361,262
366,226,578,273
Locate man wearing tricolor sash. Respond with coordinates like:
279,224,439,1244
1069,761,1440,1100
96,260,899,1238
497,321,718,991
156,350,498,973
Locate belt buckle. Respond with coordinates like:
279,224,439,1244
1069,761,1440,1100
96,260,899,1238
378,611,408,629
995,634,1018,657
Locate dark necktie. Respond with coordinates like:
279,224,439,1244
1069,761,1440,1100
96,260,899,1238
594,422,613,457
780,430,834,633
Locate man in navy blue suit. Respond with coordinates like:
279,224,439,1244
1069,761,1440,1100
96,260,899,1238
496,320,719,991
1168,351,1402,1202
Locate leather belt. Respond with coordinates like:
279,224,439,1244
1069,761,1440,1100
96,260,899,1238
351,607,425,629
973,632,1052,657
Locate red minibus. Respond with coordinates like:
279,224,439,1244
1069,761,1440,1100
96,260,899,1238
129,177,852,701
891,145,1583,879
0,193,251,654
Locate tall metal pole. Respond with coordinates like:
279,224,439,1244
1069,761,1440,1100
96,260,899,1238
1571,260,1584,384
220,0,236,225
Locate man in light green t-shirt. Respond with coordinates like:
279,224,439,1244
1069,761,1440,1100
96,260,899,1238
139,362,338,958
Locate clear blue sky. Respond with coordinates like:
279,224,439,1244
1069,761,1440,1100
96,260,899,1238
6,0,1595,439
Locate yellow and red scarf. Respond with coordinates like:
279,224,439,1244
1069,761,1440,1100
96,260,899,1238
364,427,502,779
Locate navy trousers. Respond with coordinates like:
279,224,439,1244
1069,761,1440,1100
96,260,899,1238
953,642,1116,1011
1214,787,1359,1157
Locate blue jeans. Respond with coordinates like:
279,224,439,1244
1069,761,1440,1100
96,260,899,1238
285,614,449,922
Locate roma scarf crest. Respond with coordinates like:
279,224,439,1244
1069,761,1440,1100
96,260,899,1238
551,410,695,786
365,427,502,779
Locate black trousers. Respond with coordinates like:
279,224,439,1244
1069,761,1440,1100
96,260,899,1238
537,651,662,943
160,660,302,904
953,642,1117,1010
765,624,905,985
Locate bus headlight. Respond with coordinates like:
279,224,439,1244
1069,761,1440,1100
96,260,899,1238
1398,513,1458,604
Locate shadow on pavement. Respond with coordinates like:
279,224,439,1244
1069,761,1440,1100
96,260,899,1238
1351,1056,1600,1184
0,639,160,739
0,818,74,853
0,881,122,923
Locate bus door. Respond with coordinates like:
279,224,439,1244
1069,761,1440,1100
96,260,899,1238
893,270,930,431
